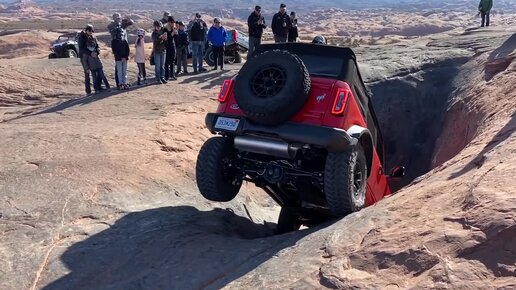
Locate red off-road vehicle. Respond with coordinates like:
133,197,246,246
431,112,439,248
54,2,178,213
196,43,404,233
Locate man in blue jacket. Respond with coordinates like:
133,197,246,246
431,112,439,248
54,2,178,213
207,18,227,70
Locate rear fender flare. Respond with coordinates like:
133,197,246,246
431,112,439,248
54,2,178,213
347,125,373,177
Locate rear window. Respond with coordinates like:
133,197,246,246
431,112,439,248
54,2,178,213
295,54,344,78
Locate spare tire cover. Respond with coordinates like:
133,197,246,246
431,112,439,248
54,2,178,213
234,50,311,126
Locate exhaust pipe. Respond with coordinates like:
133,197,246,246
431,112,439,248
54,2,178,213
234,135,297,158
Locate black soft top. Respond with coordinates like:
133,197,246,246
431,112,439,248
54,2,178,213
253,43,384,163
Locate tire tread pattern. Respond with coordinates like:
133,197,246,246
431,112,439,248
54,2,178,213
196,137,241,202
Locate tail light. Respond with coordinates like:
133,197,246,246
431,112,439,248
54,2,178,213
218,79,234,102
331,88,350,115
232,30,238,43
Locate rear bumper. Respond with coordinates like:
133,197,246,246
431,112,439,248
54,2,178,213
205,113,355,152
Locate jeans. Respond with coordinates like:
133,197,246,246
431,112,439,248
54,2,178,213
212,46,224,69
154,51,166,81
165,48,176,79
481,11,490,27
248,36,261,58
92,68,107,92
176,46,188,73
191,41,204,71
274,35,287,43
116,59,128,85
80,56,91,94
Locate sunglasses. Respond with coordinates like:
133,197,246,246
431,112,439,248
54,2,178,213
215,21,221,24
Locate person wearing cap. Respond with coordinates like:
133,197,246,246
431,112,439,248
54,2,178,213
152,20,168,84
107,13,134,42
188,13,208,73
160,11,171,26
207,18,227,70
288,11,299,42
175,21,189,75
271,3,291,43
164,15,178,80
247,5,267,58
108,13,134,89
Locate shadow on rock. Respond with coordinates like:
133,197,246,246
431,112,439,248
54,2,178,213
43,206,311,290
179,69,234,89
449,112,516,179
369,58,466,189
485,33,516,81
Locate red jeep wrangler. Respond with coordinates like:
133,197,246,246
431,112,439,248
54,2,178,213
196,43,404,233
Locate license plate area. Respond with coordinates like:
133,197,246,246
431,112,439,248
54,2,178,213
214,116,240,132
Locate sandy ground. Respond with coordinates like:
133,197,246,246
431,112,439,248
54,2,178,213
0,7,514,290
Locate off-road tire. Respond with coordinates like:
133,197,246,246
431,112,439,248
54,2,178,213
275,207,302,234
65,49,77,58
234,51,242,63
48,53,57,59
324,144,368,216
204,47,215,66
234,50,311,126
196,137,243,202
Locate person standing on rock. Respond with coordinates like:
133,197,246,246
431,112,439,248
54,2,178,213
152,20,168,84
207,17,227,71
85,27,110,93
478,0,493,27
175,21,189,75
164,16,178,81
108,13,134,89
287,11,298,42
111,26,130,90
247,5,266,58
134,28,147,85
188,13,208,73
77,24,93,95
271,3,291,43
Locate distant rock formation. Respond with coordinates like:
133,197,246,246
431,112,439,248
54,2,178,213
0,0,45,15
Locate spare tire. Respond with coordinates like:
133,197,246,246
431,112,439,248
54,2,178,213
234,50,311,126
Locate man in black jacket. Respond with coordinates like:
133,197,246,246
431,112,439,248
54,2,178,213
188,13,208,73
164,16,178,80
247,5,266,58
271,3,291,43
78,24,93,95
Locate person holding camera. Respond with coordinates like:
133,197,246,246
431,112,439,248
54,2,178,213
164,16,178,81
152,20,168,84
188,13,208,73
247,5,267,58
